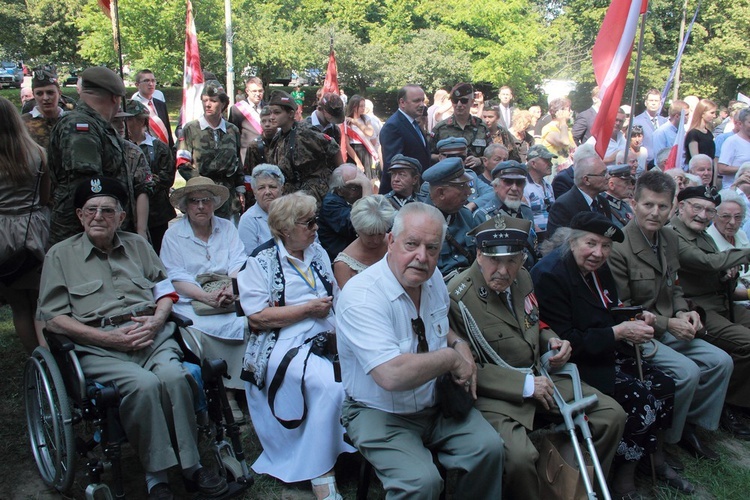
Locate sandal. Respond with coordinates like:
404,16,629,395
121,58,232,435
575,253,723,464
311,475,343,500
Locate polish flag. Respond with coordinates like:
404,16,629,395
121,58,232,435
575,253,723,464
322,48,339,96
664,109,686,171
180,0,205,126
590,0,647,159
97,0,111,18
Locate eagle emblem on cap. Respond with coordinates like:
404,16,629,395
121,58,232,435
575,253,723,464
494,218,506,230
90,178,102,193
604,226,616,238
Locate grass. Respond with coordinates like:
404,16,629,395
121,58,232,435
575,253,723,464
2,303,748,498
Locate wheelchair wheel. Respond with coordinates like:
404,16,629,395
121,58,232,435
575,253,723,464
24,346,76,492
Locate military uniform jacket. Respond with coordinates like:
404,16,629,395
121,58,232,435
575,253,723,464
268,122,341,204
177,119,243,217
670,215,750,311
430,115,492,158
447,265,556,429
609,222,688,337
22,108,64,150
603,192,634,228
139,137,175,227
425,196,478,276
48,102,128,245
121,140,154,231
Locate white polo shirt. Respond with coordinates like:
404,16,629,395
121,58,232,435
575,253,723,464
336,255,449,414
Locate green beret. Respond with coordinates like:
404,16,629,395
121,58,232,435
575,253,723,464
80,67,126,97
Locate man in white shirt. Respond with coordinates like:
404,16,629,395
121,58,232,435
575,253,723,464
718,108,750,187
652,100,690,155
337,202,504,499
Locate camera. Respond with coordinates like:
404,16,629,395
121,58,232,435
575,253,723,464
310,332,341,382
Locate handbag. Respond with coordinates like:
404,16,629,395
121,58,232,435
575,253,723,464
0,164,43,287
435,372,474,420
537,433,594,500
190,273,235,316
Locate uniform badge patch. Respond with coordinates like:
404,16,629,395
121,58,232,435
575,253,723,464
75,123,89,132
478,286,488,299
90,178,102,193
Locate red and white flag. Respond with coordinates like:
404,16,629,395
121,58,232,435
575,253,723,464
590,0,647,160
322,48,339,96
97,0,111,18
664,109,686,171
180,0,204,126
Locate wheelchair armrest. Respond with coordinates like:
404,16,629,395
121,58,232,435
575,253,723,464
169,311,194,328
232,277,246,317
44,330,76,354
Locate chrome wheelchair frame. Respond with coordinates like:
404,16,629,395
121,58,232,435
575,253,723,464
23,313,254,499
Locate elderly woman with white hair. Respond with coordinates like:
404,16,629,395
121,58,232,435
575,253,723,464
238,163,285,254
237,191,354,499
731,161,750,235
160,176,249,420
333,195,396,288
707,189,750,302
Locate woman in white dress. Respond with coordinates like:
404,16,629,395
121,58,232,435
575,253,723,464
333,195,395,289
707,189,750,304
160,177,248,420
237,163,284,254
237,192,354,500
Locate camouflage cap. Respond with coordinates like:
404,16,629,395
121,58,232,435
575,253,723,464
31,65,59,90
81,67,126,97
319,92,344,120
125,99,150,118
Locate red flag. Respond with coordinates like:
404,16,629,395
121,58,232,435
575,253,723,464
590,0,646,159
97,0,111,18
664,109,686,171
322,49,339,96
180,0,205,126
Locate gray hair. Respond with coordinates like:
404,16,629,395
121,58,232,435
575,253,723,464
735,161,750,182
688,154,712,171
267,192,317,241
656,147,671,167
391,202,447,242
350,195,397,235
329,163,358,191
573,144,601,185
484,143,508,159
178,190,222,212
251,163,285,189
717,188,747,221
738,108,750,124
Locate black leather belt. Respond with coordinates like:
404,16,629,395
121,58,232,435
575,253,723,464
85,307,156,328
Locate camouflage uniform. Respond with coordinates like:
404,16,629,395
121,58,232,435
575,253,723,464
177,119,244,219
48,102,135,245
267,122,341,204
138,136,175,230
122,139,155,225
22,108,65,150
430,116,492,158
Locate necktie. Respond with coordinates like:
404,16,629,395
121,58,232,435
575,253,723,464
651,116,658,129
591,200,598,212
412,120,425,145
504,290,516,319
148,100,156,113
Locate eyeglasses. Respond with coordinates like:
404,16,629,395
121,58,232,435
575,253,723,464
500,178,527,187
247,89,264,94
686,202,717,217
451,97,470,105
411,317,429,353
138,78,156,84
82,206,118,218
717,214,743,222
296,216,318,230
188,197,213,206
586,171,610,178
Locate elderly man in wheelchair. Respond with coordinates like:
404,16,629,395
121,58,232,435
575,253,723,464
34,177,230,499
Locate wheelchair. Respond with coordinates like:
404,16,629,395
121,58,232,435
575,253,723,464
23,313,254,499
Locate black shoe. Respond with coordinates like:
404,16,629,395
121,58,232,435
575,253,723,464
654,462,695,495
721,406,750,440
664,450,685,472
679,428,720,461
185,467,229,497
148,483,174,500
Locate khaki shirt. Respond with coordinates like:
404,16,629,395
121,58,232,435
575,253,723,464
38,232,169,325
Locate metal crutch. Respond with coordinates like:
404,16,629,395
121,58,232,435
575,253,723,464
540,351,612,500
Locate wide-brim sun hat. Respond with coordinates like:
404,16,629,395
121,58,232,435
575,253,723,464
170,176,230,209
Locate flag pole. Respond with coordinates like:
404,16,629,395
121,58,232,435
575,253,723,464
224,0,235,107
622,6,648,167
109,0,128,131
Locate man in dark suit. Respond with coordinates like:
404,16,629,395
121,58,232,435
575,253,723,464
379,85,431,193
632,89,668,167
546,144,612,236
571,86,600,145
496,85,516,129
131,69,173,150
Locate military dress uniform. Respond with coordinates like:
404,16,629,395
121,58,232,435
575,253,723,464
670,214,750,409
177,119,244,219
603,192,634,228
474,202,539,268
447,236,624,499
267,122,341,204
430,115,492,159
48,102,132,245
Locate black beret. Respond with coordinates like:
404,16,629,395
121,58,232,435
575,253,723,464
569,211,624,243
74,177,128,209
677,185,721,205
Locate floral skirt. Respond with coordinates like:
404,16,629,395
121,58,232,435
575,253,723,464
612,350,675,463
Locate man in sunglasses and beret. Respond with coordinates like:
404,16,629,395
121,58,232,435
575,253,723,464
602,164,635,228
337,202,504,500
670,184,750,439
430,82,491,171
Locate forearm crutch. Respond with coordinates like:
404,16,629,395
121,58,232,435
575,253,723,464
540,351,611,500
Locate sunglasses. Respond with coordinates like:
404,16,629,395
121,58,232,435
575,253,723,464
500,178,527,187
451,97,470,105
296,216,318,230
411,317,429,353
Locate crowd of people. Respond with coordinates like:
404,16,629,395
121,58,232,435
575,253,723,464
3,63,750,499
